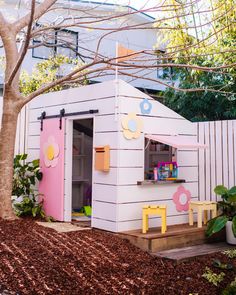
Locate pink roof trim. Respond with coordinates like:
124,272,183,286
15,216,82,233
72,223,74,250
145,134,208,149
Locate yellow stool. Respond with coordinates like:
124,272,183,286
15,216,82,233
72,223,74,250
142,205,167,234
189,201,217,228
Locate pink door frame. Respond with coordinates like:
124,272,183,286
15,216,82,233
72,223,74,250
39,118,65,221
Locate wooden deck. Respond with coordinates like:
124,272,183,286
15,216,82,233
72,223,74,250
154,242,234,262
118,223,225,253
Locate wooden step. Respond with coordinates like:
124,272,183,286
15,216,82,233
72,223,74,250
118,223,225,252
153,242,234,262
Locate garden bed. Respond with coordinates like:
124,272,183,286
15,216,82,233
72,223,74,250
0,219,235,294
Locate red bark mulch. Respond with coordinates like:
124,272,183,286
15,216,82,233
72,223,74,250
0,219,235,295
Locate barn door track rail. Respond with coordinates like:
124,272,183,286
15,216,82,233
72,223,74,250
38,108,99,131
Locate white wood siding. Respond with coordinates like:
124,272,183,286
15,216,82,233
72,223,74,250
27,81,120,228
25,80,204,233
197,120,236,202
112,80,199,232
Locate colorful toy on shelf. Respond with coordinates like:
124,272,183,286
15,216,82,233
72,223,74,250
153,167,158,181
157,161,178,180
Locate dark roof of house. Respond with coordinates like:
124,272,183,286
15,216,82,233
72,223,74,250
71,0,155,20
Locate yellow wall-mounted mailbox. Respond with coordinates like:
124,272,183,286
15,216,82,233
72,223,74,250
94,145,110,172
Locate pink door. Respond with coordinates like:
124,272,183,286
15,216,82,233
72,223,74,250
39,118,65,221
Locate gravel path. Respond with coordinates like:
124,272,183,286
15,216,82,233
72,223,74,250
0,219,235,294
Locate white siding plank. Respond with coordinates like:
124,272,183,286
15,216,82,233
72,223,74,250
28,136,40,149
204,122,211,201
177,151,198,167
92,201,117,222
95,115,118,132
119,96,184,119
117,182,198,203
29,97,116,122
28,122,41,136
178,166,198,182
119,114,197,136
228,121,234,188
93,168,118,186
215,121,223,191
92,218,117,232
233,121,236,185
94,132,119,149
29,80,116,109
198,123,205,201
209,121,216,201
222,121,229,188
116,198,198,222
110,149,144,167
93,184,117,203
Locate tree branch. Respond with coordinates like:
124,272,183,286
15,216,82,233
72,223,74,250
14,0,57,33
6,0,36,86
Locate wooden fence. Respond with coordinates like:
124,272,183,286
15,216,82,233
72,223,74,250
197,120,236,202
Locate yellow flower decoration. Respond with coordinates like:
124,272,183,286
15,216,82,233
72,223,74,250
43,136,60,168
122,113,143,139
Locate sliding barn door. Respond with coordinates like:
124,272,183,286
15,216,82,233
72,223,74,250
39,118,65,221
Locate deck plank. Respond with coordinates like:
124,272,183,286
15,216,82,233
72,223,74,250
118,223,225,252
121,223,206,239
153,242,235,261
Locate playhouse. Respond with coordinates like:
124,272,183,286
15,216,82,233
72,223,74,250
27,79,206,232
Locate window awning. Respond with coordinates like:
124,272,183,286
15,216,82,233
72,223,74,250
145,134,208,149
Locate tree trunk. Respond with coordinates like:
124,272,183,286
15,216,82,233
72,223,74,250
0,97,20,219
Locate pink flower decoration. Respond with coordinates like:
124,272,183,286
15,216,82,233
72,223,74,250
43,136,60,168
173,185,191,212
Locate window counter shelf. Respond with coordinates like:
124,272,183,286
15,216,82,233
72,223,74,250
137,179,186,186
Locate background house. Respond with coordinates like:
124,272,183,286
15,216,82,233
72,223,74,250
0,0,170,96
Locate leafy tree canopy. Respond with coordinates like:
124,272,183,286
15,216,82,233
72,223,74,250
156,0,236,121
19,55,87,96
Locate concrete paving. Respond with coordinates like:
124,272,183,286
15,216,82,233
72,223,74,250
37,221,91,233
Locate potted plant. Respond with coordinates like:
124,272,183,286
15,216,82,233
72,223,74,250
12,154,44,218
206,185,236,244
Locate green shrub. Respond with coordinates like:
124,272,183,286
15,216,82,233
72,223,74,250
12,154,42,198
223,249,236,259
12,154,44,218
222,277,236,295
14,196,45,218
206,185,236,237
202,267,225,286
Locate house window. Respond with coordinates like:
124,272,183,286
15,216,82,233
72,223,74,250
144,139,177,180
32,29,78,59
56,30,78,58
32,29,56,59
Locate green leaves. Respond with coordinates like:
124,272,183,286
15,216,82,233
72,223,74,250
160,0,236,122
12,154,46,219
206,216,228,237
228,195,236,203
213,185,236,203
228,187,236,196
12,154,42,197
232,216,236,237
214,185,228,196
19,55,86,96
13,196,45,218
